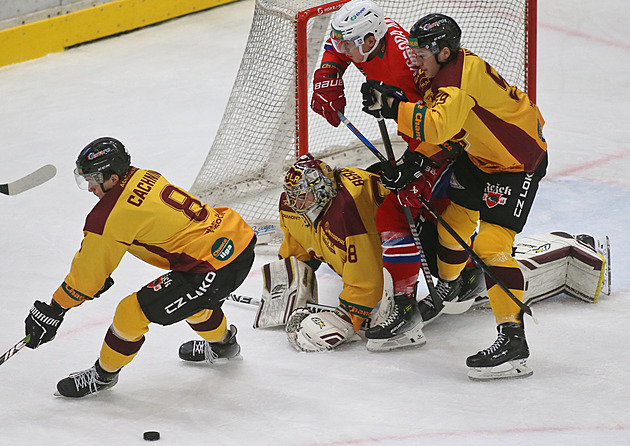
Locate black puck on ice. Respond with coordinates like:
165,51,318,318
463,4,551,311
143,431,160,441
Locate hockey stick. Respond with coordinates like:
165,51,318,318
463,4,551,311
0,164,57,196
226,293,376,330
376,118,443,311
0,335,30,366
414,195,535,321
338,111,472,315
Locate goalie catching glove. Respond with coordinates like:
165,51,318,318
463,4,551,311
311,67,346,127
254,257,318,328
361,79,407,120
286,306,356,352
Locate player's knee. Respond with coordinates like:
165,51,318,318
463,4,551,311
112,293,151,341
474,223,517,266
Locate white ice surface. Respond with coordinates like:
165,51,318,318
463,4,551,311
0,1,629,445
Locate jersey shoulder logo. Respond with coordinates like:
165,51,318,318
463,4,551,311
212,237,235,261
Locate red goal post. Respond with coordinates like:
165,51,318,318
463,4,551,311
191,0,538,243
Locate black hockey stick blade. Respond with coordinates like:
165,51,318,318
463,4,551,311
0,164,57,196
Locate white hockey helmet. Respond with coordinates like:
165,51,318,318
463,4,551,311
330,0,387,59
283,154,337,226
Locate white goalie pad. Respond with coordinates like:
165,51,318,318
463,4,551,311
253,257,318,328
514,232,609,304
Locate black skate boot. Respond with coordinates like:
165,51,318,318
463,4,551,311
55,360,119,398
466,322,532,380
365,294,426,352
179,324,241,363
417,276,463,324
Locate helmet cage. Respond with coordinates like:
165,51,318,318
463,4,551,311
284,155,337,225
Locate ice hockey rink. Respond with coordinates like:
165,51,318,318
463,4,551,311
1,0,628,444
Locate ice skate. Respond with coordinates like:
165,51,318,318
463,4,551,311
55,360,119,398
466,322,532,380
417,275,463,324
179,324,241,363
365,294,426,352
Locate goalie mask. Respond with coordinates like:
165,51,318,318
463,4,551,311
330,0,387,62
408,13,461,63
284,154,337,226
75,137,131,190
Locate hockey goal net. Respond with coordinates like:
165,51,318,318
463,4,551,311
191,0,537,242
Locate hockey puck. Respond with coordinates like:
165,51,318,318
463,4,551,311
143,431,160,441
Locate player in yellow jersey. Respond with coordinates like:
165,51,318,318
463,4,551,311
258,154,418,352
23,137,256,397
361,14,548,379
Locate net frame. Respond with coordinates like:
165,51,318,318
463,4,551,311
191,0,537,242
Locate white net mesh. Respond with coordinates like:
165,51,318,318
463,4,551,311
191,0,533,237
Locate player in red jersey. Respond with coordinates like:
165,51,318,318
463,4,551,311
311,0,461,351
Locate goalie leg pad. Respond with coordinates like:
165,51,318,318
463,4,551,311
286,307,356,352
254,257,318,328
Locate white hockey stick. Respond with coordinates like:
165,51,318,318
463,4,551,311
227,292,335,313
0,335,30,366
0,164,57,196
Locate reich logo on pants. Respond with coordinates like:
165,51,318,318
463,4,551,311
483,182,511,208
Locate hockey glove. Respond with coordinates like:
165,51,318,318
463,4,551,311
361,79,407,120
311,67,346,127
25,300,67,349
379,150,427,192
397,164,441,209
94,276,114,298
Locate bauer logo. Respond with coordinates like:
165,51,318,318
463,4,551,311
212,237,234,261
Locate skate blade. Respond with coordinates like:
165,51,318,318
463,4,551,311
467,359,533,381
366,330,426,352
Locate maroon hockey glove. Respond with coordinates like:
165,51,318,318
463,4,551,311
397,164,441,209
311,67,345,127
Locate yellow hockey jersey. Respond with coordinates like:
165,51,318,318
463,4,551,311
53,167,255,308
278,168,389,325
398,48,547,173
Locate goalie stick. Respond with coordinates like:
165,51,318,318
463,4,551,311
226,293,376,330
0,164,57,196
0,335,30,366
336,111,533,319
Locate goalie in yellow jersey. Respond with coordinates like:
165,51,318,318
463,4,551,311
361,14,548,379
23,137,256,397
257,154,410,353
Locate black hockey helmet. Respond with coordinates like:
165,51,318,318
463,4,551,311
75,137,131,188
408,13,461,56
